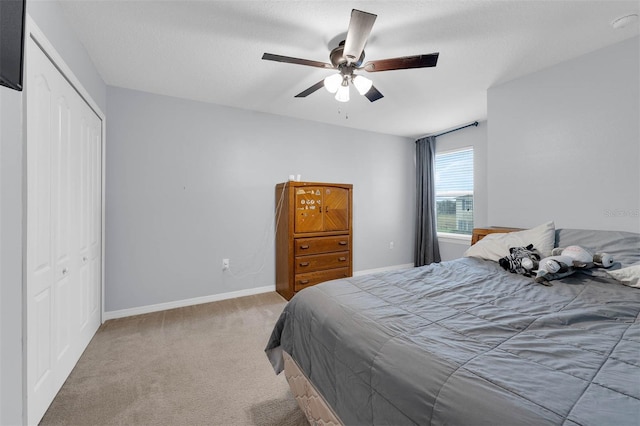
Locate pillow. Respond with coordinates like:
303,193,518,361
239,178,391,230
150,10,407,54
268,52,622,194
555,228,640,268
607,264,640,288
464,221,555,262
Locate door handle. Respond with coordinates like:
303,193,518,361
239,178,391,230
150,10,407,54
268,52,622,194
62,268,69,275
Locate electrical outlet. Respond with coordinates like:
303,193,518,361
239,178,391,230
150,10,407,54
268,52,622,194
222,258,230,270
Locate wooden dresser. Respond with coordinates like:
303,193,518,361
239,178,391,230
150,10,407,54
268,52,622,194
275,182,353,300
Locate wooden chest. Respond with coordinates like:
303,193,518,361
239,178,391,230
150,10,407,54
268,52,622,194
275,182,353,300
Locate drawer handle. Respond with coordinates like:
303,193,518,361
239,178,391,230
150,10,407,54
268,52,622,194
300,280,310,285
338,241,347,245
338,257,347,262
300,245,310,249
299,262,310,267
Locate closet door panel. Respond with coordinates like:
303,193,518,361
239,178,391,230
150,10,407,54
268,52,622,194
26,37,102,425
52,94,73,365
27,45,56,415
78,116,90,328
77,109,101,333
89,116,101,320
29,72,53,290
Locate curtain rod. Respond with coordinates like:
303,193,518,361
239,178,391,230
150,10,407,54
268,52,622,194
417,121,479,140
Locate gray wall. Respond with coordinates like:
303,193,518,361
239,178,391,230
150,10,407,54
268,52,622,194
0,1,106,422
487,36,639,233
105,87,415,312
27,1,107,112
435,121,488,261
3,1,637,419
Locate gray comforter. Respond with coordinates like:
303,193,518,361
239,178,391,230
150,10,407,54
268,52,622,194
266,257,640,425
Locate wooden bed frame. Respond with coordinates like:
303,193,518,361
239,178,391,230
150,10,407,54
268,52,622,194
470,227,522,245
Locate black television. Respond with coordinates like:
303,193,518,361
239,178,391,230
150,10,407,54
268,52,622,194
0,0,26,91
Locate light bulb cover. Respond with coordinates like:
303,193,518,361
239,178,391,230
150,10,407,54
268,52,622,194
324,74,342,93
335,84,350,102
353,75,373,95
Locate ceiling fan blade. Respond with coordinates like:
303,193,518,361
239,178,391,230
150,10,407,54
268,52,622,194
262,53,333,69
363,53,439,72
343,9,377,64
295,80,325,98
364,85,383,102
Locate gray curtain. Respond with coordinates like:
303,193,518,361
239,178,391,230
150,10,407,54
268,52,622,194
415,136,441,266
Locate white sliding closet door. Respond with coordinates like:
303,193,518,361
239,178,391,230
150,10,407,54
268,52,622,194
26,36,102,425
77,99,102,344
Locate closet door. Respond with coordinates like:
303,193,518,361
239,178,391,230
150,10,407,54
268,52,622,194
26,36,102,425
77,107,101,344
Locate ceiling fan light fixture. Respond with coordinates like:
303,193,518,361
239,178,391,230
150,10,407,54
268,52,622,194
352,75,373,96
324,74,342,93
335,82,350,102
262,9,439,103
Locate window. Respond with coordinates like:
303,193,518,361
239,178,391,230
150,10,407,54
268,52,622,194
435,147,473,235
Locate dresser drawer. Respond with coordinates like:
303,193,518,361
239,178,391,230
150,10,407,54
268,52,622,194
295,235,350,256
295,251,350,273
294,268,350,292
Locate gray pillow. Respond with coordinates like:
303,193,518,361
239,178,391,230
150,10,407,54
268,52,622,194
554,228,640,270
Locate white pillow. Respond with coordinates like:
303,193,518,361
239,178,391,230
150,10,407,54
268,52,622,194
607,264,640,288
464,221,555,262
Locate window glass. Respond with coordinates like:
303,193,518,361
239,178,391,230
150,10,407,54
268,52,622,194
435,148,473,235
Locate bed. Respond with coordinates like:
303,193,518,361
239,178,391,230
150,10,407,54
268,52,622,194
265,226,640,425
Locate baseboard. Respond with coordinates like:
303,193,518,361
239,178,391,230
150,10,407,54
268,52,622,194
104,263,413,321
353,263,414,276
103,285,275,321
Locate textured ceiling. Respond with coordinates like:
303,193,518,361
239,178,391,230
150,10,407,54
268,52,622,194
59,0,639,138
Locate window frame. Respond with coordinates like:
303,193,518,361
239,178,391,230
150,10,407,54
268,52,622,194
434,146,474,240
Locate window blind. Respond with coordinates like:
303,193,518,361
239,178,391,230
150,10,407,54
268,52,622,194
435,148,474,234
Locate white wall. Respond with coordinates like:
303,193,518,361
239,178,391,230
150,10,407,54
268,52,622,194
487,36,639,233
0,94,2,426
435,120,488,261
0,85,23,426
105,87,415,313
0,1,106,422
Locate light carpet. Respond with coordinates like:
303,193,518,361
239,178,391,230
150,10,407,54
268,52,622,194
40,292,308,426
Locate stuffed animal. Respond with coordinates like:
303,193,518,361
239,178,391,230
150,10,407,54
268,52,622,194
499,244,541,277
534,245,614,285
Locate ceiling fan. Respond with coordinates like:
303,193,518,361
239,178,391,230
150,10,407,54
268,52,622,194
262,9,439,103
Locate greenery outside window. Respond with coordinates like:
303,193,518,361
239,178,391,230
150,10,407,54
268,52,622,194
435,147,474,235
